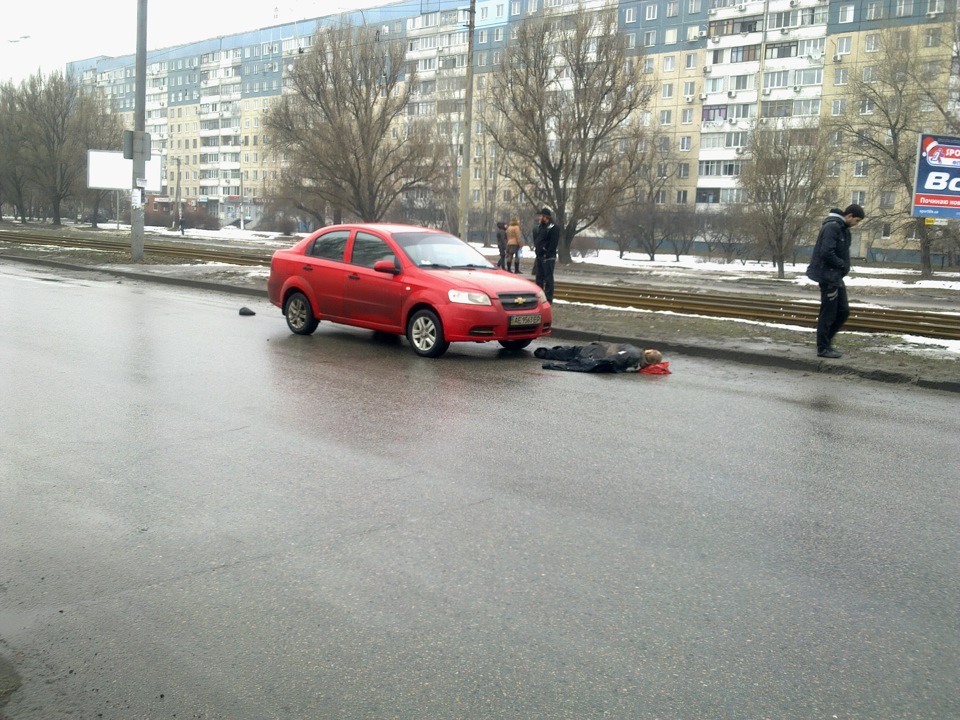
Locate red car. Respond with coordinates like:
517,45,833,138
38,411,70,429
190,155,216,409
267,223,552,358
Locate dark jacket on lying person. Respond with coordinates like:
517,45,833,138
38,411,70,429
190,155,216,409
534,342,662,373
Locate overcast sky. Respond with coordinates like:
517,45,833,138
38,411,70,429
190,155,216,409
1,0,392,84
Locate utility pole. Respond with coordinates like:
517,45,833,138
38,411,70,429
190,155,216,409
457,0,476,243
131,0,148,261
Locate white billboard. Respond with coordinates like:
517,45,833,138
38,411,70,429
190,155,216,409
87,150,162,192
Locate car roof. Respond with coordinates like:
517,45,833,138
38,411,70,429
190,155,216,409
323,223,450,235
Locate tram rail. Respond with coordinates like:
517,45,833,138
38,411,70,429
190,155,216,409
2,229,958,340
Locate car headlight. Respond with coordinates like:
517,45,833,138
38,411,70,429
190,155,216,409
448,289,492,306
538,289,548,303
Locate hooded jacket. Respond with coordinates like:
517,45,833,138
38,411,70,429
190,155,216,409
806,209,851,286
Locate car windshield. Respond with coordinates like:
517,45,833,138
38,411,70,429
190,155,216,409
393,232,495,270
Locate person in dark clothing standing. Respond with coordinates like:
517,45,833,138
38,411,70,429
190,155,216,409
805,203,865,358
532,207,560,302
495,221,507,269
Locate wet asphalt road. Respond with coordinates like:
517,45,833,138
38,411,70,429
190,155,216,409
1,263,957,720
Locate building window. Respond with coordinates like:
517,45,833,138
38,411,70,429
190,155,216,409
839,4,855,22
879,191,896,208
646,4,658,21
625,7,636,22
676,189,688,204
854,161,869,177
895,0,914,17
827,160,841,177
851,191,866,206
662,83,674,99
832,98,847,115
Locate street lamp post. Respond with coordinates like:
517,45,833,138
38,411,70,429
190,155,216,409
457,0,476,243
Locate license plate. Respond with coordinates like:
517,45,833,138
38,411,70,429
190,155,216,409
509,314,541,327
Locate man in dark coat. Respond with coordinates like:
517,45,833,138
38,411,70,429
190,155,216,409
495,221,507,269
805,203,865,358
532,206,560,302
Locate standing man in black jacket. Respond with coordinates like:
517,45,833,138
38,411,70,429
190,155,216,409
532,206,560,303
805,204,865,358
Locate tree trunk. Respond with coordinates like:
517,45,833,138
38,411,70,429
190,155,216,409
919,224,932,278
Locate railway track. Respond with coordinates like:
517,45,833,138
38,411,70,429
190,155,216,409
2,229,958,340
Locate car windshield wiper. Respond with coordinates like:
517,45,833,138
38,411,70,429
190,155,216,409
419,261,451,268
450,263,492,270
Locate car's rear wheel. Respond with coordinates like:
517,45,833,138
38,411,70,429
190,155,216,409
284,291,319,335
407,309,449,358
498,339,533,351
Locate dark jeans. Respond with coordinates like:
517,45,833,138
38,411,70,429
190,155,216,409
817,282,849,352
534,257,556,303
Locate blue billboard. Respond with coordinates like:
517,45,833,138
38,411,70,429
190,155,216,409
913,134,960,219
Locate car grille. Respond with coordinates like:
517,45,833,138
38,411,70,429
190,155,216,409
497,292,539,309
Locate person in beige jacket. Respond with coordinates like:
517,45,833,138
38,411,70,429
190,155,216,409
505,217,523,273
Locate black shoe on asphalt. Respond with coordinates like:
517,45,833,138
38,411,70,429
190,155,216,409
818,348,842,359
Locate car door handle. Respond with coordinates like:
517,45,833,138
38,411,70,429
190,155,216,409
302,265,313,271
347,274,360,280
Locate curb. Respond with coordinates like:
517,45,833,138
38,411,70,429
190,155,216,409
4,253,958,394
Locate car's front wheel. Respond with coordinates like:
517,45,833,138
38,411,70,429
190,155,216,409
407,309,449,358
498,339,533,351
284,291,319,335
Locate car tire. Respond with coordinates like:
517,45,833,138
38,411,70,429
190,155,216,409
407,309,449,358
498,339,533,351
284,291,319,335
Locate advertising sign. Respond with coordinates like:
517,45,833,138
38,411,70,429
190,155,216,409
913,134,960,219
87,150,162,192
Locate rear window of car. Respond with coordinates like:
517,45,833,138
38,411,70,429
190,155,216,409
307,230,350,261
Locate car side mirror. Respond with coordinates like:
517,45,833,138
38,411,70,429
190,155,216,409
373,259,400,275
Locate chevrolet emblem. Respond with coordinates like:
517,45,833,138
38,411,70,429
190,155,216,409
514,297,526,305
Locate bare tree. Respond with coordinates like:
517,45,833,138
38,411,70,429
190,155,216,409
0,81,32,223
704,207,754,264
737,120,836,278
487,8,653,264
629,127,683,261
266,21,443,222
74,86,125,228
16,71,87,225
603,202,650,259
828,23,957,277
665,207,704,262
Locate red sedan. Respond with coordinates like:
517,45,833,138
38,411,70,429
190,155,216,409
267,223,552,358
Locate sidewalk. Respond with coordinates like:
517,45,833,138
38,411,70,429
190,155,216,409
2,249,958,393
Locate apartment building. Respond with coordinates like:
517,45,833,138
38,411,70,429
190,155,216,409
68,0,955,256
